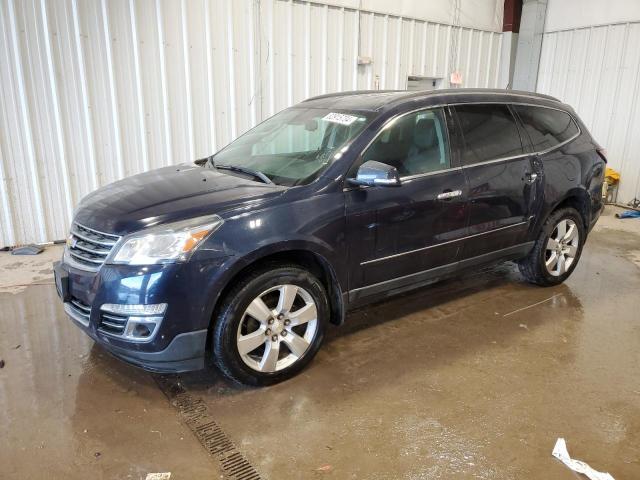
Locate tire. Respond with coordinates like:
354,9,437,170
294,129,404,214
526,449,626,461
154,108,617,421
211,265,329,386
518,207,585,286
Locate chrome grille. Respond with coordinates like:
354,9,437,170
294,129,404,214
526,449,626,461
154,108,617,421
98,312,128,336
65,296,91,327
68,223,120,269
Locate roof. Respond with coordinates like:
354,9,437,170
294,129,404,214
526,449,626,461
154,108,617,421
301,88,562,112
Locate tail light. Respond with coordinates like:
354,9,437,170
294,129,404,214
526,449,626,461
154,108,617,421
596,148,608,163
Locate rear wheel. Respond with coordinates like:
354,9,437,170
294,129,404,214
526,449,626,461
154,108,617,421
518,207,585,286
212,266,328,386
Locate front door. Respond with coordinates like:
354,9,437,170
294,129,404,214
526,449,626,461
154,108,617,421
345,107,468,301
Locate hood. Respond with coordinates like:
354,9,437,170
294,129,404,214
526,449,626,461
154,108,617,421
74,165,286,235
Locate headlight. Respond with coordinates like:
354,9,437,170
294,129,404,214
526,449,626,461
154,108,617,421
110,215,223,265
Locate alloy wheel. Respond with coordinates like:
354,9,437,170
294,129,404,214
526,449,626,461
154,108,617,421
236,284,318,372
545,219,580,277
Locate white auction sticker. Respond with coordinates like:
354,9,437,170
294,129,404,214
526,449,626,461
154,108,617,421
145,474,171,480
322,112,359,126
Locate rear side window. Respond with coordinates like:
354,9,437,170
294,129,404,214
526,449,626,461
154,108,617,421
513,105,579,152
454,104,524,165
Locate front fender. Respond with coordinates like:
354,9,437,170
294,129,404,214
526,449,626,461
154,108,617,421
193,189,348,328
195,236,348,330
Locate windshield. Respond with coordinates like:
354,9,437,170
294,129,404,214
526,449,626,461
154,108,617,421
208,107,374,186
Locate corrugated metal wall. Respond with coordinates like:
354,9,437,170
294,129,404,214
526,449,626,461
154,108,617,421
0,0,503,247
537,22,640,204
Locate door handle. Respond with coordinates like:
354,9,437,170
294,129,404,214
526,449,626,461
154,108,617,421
525,172,538,184
437,189,462,200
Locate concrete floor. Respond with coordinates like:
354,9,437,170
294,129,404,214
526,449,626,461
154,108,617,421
1,206,639,479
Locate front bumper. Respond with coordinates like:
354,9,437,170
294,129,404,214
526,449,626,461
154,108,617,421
53,255,227,373
64,295,206,372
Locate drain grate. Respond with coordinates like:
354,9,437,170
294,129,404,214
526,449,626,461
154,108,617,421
155,375,262,480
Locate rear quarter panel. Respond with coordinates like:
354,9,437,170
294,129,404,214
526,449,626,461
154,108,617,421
534,126,605,237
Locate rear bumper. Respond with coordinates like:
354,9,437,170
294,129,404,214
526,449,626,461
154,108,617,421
589,203,605,232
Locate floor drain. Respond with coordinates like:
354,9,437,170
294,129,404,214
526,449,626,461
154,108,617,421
155,375,262,480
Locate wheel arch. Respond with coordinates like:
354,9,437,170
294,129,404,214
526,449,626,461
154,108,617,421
207,245,346,349
542,188,592,233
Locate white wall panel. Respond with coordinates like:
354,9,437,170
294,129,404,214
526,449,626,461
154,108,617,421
545,0,640,33
538,22,640,204
0,0,503,246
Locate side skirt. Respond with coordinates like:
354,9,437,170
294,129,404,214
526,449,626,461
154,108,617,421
347,242,535,306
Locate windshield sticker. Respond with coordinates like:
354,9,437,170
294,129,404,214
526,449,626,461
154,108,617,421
322,112,359,126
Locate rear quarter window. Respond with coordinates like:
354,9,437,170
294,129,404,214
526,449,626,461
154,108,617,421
454,104,524,165
513,105,579,152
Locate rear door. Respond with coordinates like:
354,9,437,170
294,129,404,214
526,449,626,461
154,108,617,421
345,107,468,300
452,103,539,260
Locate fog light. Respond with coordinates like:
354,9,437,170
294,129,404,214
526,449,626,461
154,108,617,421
100,303,166,343
122,316,162,341
135,324,150,337
101,303,167,315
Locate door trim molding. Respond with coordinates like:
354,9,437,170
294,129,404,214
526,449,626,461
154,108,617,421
360,220,528,266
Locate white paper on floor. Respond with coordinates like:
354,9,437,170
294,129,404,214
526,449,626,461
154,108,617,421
145,473,171,480
552,438,614,480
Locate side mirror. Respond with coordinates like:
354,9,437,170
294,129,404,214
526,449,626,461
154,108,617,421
194,155,212,166
347,160,401,187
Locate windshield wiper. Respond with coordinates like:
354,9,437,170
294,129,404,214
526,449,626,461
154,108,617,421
213,163,273,185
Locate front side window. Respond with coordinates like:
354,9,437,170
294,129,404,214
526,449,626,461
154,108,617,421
210,108,373,186
513,105,579,152
360,108,450,177
454,104,524,165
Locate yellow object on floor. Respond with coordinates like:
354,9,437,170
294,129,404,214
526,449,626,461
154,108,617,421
605,167,620,185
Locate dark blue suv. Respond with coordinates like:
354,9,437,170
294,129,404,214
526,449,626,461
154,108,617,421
54,89,606,385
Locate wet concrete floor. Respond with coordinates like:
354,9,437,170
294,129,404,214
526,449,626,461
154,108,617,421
1,206,639,479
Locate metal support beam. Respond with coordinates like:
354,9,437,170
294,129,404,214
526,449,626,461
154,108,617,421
512,0,548,91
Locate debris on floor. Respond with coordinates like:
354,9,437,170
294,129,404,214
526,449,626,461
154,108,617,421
316,464,333,473
552,438,614,480
11,245,44,255
0,244,63,294
0,359,5,368
615,210,640,219
145,473,171,480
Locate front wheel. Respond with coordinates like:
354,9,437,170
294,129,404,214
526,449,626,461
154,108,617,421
518,207,585,286
212,265,329,386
